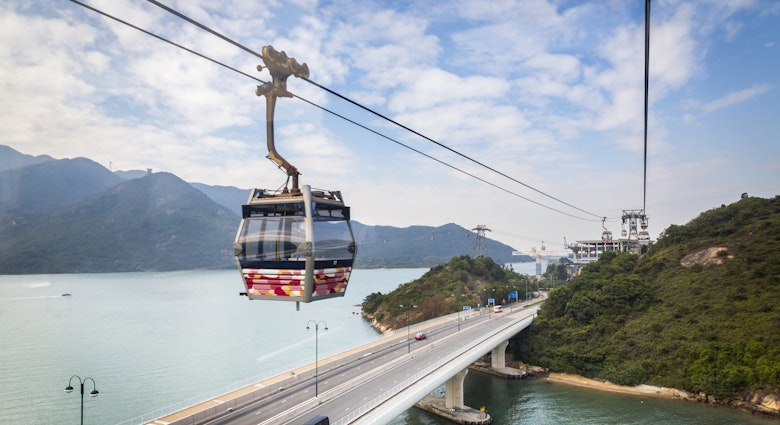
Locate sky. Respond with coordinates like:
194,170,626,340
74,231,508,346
2,0,779,253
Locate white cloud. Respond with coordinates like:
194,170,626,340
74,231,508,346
701,84,771,114
2,0,778,251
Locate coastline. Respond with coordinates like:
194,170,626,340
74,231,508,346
542,372,691,400
540,372,780,419
361,310,780,420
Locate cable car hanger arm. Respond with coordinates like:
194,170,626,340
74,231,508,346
255,45,310,193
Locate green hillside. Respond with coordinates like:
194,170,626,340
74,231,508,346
513,196,780,398
362,255,535,330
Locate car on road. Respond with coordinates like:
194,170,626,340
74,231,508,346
493,305,503,313
415,332,427,340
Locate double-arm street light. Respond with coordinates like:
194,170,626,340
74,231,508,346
305,320,328,397
64,375,99,425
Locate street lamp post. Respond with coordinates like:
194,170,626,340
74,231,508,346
305,320,328,397
451,293,464,332
400,304,416,354
64,375,98,425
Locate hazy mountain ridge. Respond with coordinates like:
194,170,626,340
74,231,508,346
0,157,123,216
352,222,524,268
0,145,525,273
0,172,238,273
0,145,54,171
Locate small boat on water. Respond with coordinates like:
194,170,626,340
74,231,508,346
61,293,71,297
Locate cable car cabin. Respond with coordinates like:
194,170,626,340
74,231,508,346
233,185,356,304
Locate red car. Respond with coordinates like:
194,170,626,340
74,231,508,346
415,332,427,340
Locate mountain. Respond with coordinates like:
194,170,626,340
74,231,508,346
352,222,527,268
0,145,54,171
190,182,247,217
114,169,151,180
0,156,123,216
0,144,527,273
513,196,780,403
0,172,238,273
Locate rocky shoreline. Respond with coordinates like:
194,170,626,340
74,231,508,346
361,312,779,419
535,369,780,419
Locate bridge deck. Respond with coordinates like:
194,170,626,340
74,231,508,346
149,300,542,425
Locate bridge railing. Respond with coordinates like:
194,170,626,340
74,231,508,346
331,349,444,425
332,308,535,425
115,308,484,425
114,360,305,425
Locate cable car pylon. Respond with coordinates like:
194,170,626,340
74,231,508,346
233,46,357,310
471,225,491,257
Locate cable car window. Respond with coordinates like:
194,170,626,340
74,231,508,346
312,219,354,261
311,202,348,220
237,216,306,263
243,201,305,218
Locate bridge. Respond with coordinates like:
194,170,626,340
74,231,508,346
147,301,540,425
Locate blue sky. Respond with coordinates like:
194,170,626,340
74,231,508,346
1,0,779,252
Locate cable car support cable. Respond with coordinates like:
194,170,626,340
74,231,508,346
141,0,604,220
69,0,605,225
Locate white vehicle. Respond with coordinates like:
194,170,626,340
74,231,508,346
493,305,503,313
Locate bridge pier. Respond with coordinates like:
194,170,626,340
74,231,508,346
470,339,526,380
445,369,468,409
490,341,509,369
415,368,491,424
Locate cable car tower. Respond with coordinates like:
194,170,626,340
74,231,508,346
233,46,357,310
471,225,491,257
621,209,650,254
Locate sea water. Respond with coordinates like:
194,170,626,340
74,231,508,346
0,267,774,424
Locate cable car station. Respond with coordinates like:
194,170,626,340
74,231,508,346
569,209,653,264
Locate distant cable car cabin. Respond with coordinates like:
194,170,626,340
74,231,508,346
601,217,612,243
233,46,357,309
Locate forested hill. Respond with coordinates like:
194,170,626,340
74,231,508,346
514,196,779,402
362,255,534,331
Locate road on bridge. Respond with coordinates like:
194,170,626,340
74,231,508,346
180,302,540,425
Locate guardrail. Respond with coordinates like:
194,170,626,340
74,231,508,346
333,311,536,424
119,300,540,425
115,309,472,425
